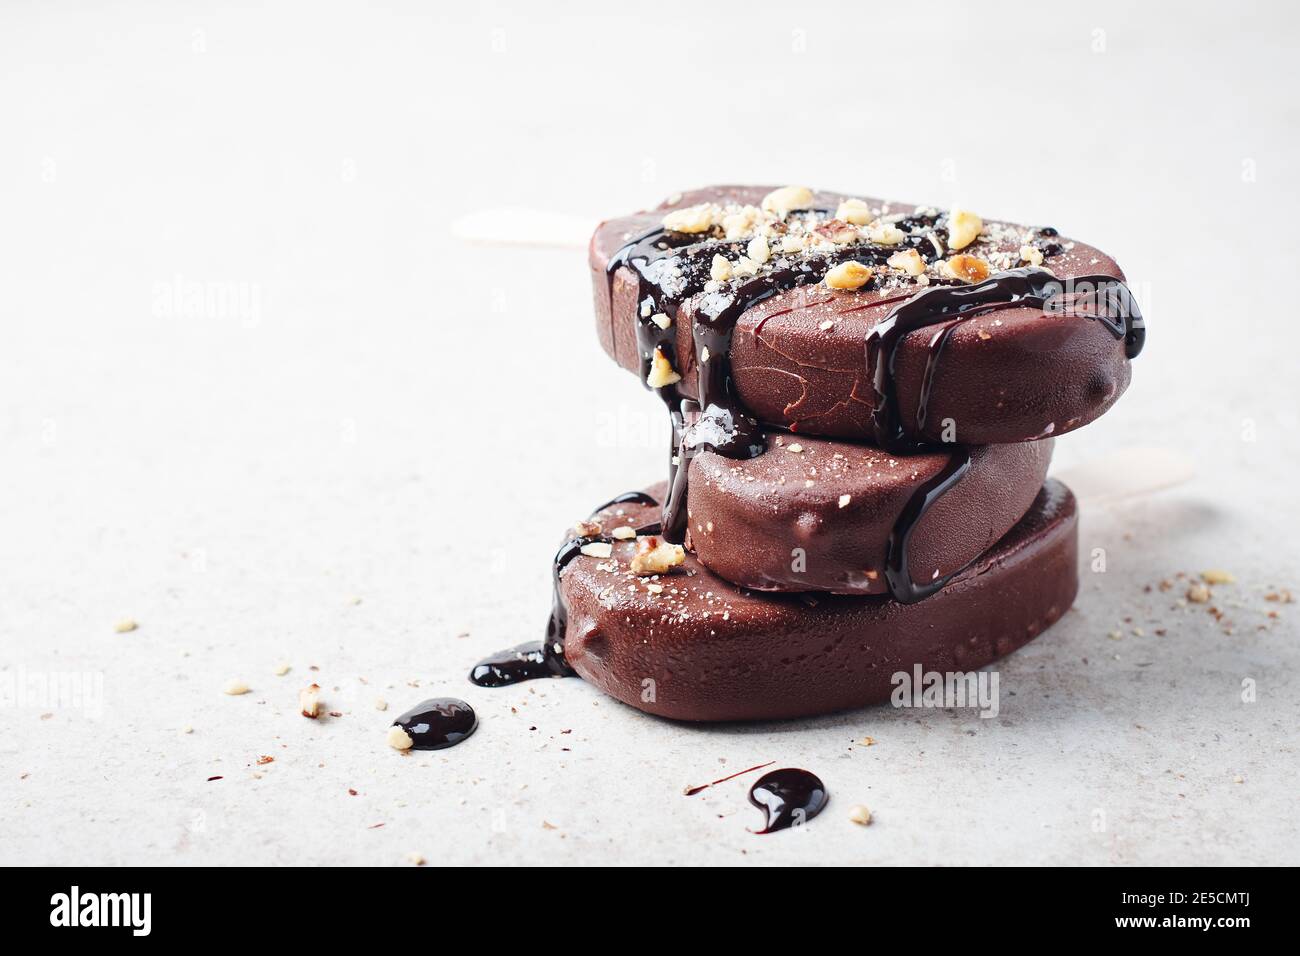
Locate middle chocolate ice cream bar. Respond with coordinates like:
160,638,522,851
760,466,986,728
686,433,1052,596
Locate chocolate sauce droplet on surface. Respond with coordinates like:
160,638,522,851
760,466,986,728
748,768,828,833
470,641,568,687
392,698,477,750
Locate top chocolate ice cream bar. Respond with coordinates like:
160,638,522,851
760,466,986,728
589,185,1144,448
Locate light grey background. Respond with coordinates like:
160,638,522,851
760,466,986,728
2,1,1297,865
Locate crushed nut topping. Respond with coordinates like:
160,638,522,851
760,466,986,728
943,254,991,284
662,203,716,234
761,185,814,217
646,347,681,388
825,261,873,290
630,536,686,576
946,207,983,250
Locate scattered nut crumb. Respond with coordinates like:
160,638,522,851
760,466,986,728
838,494,851,508
580,541,613,559
1200,569,1235,585
273,661,291,676
610,526,636,540
222,680,250,696
848,804,873,826
1186,583,1211,603
573,519,602,537
114,619,138,634
404,851,426,866
300,683,322,719
375,698,388,711
386,725,414,751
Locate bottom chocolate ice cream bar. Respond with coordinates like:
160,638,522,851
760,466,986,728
559,480,1078,722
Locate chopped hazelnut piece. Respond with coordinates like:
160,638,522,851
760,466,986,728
761,185,814,217
629,536,685,576
610,526,636,540
650,312,671,330
710,254,732,282
747,234,771,265
1200,569,1235,584
820,219,858,244
721,206,759,240
579,541,613,559
824,261,873,290
835,198,872,225
946,207,983,250
662,203,715,234
386,725,414,751
573,519,602,537
1019,244,1045,266
222,679,250,696
273,661,291,676
838,494,851,508
646,347,681,388
1186,583,1211,603
943,254,991,283
300,683,322,719
867,222,905,245
887,248,926,276
786,443,804,453
848,804,873,826
114,619,138,633
779,235,805,254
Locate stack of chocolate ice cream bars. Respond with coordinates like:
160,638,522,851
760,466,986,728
481,185,1144,722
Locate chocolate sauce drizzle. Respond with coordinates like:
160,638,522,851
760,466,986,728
748,768,828,833
470,491,660,688
857,267,1144,601
392,698,477,750
865,266,1146,453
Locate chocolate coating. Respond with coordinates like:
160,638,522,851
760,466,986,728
590,186,1132,443
687,435,1053,595
560,480,1078,722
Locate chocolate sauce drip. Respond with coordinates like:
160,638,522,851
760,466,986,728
471,492,661,688
748,768,828,833
469,642,565,687
392,698,477,750
865,266,1144,603
866,266,1144,453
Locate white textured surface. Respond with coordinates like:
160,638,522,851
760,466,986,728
2,1,1297,866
